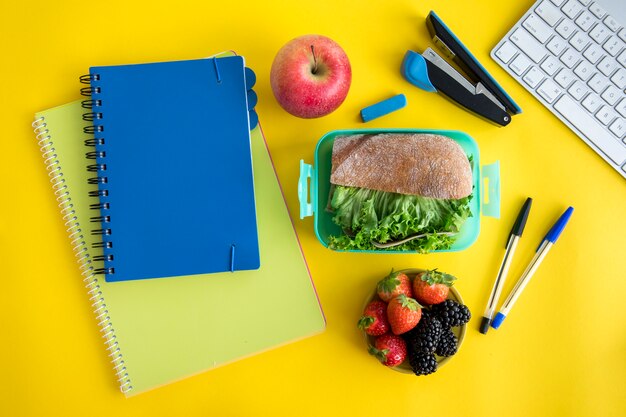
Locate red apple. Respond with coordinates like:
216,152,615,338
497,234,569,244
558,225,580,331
270,34,351,118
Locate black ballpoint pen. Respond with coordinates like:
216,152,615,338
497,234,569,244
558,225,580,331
479,197,532,334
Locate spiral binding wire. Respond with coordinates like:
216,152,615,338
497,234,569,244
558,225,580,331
32,116,132,394
81,73,115,277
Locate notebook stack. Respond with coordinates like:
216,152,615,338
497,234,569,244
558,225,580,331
32,52,325,396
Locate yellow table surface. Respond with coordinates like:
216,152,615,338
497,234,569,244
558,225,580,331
2,0,625,416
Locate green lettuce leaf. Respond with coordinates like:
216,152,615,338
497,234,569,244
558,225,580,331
328,185,473,252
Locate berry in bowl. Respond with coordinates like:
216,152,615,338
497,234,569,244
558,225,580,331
358,269,470,375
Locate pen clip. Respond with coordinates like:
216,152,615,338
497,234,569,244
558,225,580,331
538,206,574,250
508,197,533,245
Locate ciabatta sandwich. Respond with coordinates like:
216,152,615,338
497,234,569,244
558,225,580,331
328,133,473,252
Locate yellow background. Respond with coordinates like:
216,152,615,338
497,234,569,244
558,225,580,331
1,0,625,416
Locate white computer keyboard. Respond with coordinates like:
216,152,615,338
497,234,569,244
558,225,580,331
491,0,626,179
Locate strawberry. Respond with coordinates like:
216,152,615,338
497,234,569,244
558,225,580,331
358,300,390,336
413,269,456,305
376,269,412,302
368,334,407,367
387,294,422,335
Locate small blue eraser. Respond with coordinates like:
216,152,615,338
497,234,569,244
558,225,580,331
491,312,506,329
360,94,407,122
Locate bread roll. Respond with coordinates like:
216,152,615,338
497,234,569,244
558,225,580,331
330,133,472,200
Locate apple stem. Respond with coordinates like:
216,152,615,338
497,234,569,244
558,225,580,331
310,45,318,74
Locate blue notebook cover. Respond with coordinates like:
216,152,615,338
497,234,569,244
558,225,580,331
84,56,260,281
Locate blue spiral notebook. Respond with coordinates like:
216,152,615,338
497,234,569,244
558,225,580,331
82,56,260,281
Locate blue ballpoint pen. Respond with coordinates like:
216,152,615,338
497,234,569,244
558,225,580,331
491,206,574,329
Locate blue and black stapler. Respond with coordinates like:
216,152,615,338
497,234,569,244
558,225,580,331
402,11,522,126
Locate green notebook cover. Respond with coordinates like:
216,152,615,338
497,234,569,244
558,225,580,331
33,99,325,396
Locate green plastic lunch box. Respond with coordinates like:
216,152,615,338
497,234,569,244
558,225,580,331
298,128,501,253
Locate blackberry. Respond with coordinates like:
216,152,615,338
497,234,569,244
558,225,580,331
435,327,458,357
403,310,442,353
431,300,471,327
408,350,437,376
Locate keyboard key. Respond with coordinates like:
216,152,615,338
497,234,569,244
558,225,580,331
589,2,606,19
604,16,621,32
541,55,562,75
547,36,568,55
596,105,617,125
618,50,626,67
524,14,553,43
561,0,583,19
574,60,594,80
510,28,548,62
575,11,595,31
560,48,580,68
583,43,604,64
597,55,618,76
601,85,621,105
537,78,562,103
611,68,626,89
602,36,623,56
582,94,602,112
495,41,518,63
577,0,591,6
590,23,610,44
569,31,590,51
556,20,577,39
554,95,626,164
617,98,626,117
510,54,532,75
609,118,625,138
588,73,609,93
523,67,545,88
569,80,589,100
536,1,563,26
555,68,576,87
550,0,565,5
619,28,626,43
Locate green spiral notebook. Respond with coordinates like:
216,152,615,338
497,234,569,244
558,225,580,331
33,99,325,396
